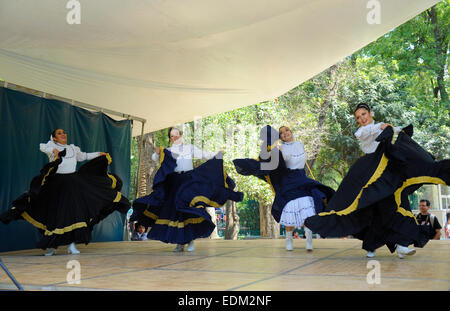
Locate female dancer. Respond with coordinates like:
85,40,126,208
131,127,243,252
0,129,130,255
305,103,449,258
233,125,334,251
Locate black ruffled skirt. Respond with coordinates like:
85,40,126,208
304,126,449,252
0,155,130,249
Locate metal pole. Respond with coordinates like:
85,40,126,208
0,257,23,291
135,120,146,199
123,119,133,242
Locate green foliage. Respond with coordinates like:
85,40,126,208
237,198,260,236
154,128,170,147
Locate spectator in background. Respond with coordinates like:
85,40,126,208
415,200,442,240
132,222,148,241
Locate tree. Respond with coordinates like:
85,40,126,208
361,2,449,103
356,1,449,160
224,201,239,240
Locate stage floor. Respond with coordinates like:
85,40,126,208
0,238,449,291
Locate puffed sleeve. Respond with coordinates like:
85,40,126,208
40,140,55,154
74,145,100,162
354,126,364,139
355,123,382,139
39,140,57,160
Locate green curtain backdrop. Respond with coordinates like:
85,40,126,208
0,87,131,252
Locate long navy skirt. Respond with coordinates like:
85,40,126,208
131,158,244,245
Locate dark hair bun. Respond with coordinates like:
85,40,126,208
354,103,371,113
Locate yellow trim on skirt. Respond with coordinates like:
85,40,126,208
20,191,123,236
155,217,205,228
190,196,221,208
108,173,117,189
41,167,54,186
319,154,389,216
394,176,446,223
21,211,88,236
143,208,206,228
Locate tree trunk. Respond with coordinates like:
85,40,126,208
259,204,280,239
225,201,239,240
308,64,340,171
136,132,158,198
206,207,220,239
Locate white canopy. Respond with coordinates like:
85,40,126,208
0,0,440,135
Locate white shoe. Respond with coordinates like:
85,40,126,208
305,227,313,251
396,244,416,259
67,243,80,254
286,237,293,251
173,244,185,252
366,251,376,258
285,231,293,251
187,241,195,252
44,248,56,256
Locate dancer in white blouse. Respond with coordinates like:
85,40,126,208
153,127,218,252
353,104,415,258
40,129,107,255
0,128,130,256
278,126,316,251
305,103,443,260
354,107,401,154
40,129,106,173
131,126,243,252
233,125,334,252
152,128,216,173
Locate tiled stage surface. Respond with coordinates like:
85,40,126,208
0,239,449,291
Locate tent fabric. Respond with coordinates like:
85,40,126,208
0,0,441,135
0,87,131,252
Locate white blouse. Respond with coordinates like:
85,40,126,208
354,121,401,154
39,140,100,174
280,141,306,170
152,141,216,173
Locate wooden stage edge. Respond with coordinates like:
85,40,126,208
0,238,449,291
